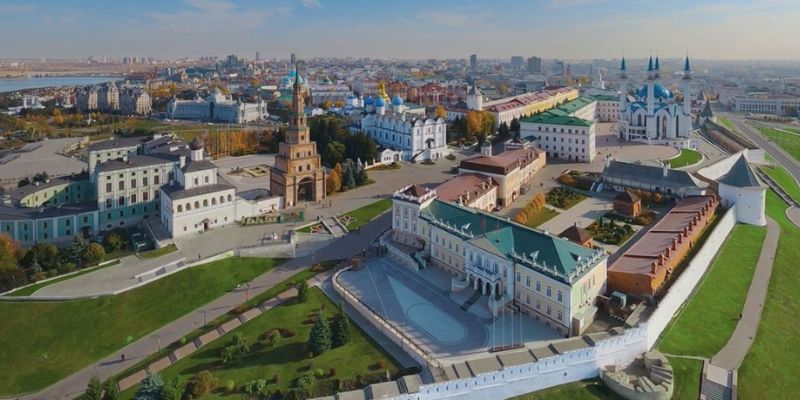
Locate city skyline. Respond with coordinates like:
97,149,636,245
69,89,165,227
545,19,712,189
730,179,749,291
1,0,799,60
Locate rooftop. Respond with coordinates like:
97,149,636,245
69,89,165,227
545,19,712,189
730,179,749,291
459,147,542,175
435,173,497,204
161,182,235,201
519,96,598,127
420,199,603,284
87,136,149,152
96,154,178,173
603,159,707,190
718,155,762,188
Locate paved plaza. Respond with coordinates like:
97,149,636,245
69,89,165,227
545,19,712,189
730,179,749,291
338,258,560,360
0,137,86,185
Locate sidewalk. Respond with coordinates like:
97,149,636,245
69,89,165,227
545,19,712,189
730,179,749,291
710,217,779,370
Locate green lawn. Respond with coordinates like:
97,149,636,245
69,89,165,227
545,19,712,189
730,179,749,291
138,243,178,259
546,187,587,210
739,191,800,399
4,260,121,297
511,380,618,400
120,288,400,399
665,148,703,168
760,164,800,203
524,207,560,228
0,257,280,396
658,223,766,357
758,126,800,164
717,116,735,131
340,198,392,230
668,357,703,400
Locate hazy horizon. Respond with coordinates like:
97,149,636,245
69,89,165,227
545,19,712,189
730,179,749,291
1,0,799,61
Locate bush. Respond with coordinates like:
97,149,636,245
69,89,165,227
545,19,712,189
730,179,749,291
242,379,266,396
445,153,456,161
277,328,296,338
377,359,389,370
46,268,58,278
272,373,279,384
311,379,341,397
329,367,336,377
225,380,236,393
339,378,358,391
186,371,218,398
314,368,326,379
293,371,316,395
231,304,247,315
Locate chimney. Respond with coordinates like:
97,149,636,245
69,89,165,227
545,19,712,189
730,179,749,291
659,254,666,265
662,161,669,177
651,262,658,274
672,239,678,250
179,154,186,168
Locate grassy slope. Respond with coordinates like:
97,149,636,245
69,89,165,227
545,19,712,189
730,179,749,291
760,163,800,203
524,207,560,228
666,148,703,168
738,192,800,399
758,126,800,163
511,379,618,400
0,257,279,396
121,288,399,398
717,116,735,131
668,357,703,400
658,224,766,357
342,198,392,230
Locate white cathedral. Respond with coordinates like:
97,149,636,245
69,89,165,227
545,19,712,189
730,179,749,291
618,56,693,143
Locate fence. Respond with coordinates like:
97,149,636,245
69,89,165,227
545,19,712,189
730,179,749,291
332,265,441,371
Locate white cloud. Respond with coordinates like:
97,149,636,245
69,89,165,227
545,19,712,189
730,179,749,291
299,0,322,9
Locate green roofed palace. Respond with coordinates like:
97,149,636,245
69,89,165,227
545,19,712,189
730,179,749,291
388,184,608,337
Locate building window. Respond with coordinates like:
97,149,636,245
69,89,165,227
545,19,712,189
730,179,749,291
535,280,541,292
525,276,531,287
546,305,551,315
536,300,541,310
118,196,125,206
516,272,521,282
131,179,136,188
131,194,137,204
557,310,563,321
106,183,112,193
143,192,149,202
118,181,124,190
526,295,530,305
154,175,160,185
546,286,552,297
143,177,148,186
557,290,563,302
106,199,112,208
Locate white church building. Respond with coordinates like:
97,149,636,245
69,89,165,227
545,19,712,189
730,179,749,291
166,88,268,124
354,94,450,162
617,56,693,146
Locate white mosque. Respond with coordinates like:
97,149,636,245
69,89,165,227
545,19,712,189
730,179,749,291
617,56,693,144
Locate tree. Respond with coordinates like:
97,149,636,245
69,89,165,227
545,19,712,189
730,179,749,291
296,280,309,302
323,142,346,166
103,231,126,252
134,373,164,400
435,105,446,119
186,371,218,399
161,376,186,400
53,108,65,126
0,234,19,272
102,379,119,400
221,333,251,365
510,118,521,137
83,243,105,266
308,312,332,356
331,303,351,348
326,168,341,195
465,111,483,140
498,122,510,140
355,163,369,186
321,100,333,110
344,163,356,189
81,375,103,400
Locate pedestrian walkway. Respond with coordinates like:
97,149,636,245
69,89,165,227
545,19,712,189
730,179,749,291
701,217,779,399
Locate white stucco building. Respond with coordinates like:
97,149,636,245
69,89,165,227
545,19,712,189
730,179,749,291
354,95,450,162
160,138,237,238
519,96,600,163
166,88,268,124
617,56,693,144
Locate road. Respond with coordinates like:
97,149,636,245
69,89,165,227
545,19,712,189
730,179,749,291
723,113,800,182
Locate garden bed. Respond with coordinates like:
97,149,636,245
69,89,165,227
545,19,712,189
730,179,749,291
546,187,587,210
586,217,635,245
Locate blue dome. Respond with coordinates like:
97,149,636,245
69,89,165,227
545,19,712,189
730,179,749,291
392,95,404,106
638,83,672,100
375,97,386,107
364,95,374,105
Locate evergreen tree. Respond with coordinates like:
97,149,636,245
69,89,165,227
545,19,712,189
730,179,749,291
221,333,251,364
331,303,351,348
355,163,368,186
510,118,521,137
134,373,164,400
498,122,510,140
101,379,119,400
81,375,103,400
345,163,356,189
296,280,309,302
308,312,332,356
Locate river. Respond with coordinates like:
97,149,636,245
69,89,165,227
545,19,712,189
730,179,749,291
0,76,119,93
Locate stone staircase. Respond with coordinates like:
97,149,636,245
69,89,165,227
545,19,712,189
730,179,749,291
460,289,483,311
701,378,732,400
324,217,347,237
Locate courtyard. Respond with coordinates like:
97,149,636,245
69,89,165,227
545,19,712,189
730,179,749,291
337,258,560,361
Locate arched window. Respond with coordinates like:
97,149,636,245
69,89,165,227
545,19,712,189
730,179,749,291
637,114,642,126
194,201,200,209
203,199,208,207
177,204,183,212
227,194,233,202
212,198,217,205
186,203,191,211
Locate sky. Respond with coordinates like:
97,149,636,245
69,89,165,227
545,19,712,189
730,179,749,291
1,0,799,60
